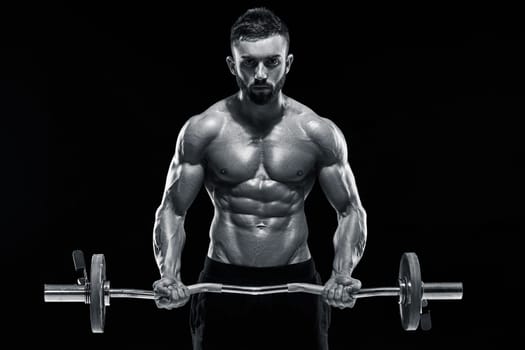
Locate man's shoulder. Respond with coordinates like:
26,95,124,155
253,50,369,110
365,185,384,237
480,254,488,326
287,97,346,163
287,98,341,144
183,99,230,140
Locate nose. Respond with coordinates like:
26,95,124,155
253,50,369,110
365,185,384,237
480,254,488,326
254,62,268,81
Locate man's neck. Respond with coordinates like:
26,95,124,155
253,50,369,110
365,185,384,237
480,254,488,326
236,91,286,127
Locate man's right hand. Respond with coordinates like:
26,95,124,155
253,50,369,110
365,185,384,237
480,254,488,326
152,277,190,309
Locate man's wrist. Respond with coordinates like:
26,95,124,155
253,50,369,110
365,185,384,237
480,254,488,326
331,262,354,277
160,271,181,281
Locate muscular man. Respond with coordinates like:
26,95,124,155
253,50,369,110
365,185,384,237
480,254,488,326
152,7,367,350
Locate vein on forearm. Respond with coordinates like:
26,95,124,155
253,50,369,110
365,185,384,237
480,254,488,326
332,201,367,276
153,198,186,280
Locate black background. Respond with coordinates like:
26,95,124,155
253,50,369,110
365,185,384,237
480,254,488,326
2,1,523,348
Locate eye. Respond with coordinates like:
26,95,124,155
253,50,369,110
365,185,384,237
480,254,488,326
242,58,257,68
265,57,281,67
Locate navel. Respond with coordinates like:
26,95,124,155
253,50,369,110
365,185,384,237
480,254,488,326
296,170,304,177
220,168,227,175
255,222,267,229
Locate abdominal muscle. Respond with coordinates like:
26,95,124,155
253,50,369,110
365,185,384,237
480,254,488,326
206,181,312,267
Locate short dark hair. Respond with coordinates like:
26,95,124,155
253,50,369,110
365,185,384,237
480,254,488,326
230,7,290,49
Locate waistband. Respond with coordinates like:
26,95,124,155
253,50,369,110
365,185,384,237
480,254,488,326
199,257,318,285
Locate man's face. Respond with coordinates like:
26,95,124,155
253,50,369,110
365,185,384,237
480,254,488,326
228,35,293,105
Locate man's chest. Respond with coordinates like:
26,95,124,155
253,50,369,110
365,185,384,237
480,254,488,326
204,123,319,183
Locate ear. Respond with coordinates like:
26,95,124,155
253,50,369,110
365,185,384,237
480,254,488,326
285,54,294,74
226,56,236,76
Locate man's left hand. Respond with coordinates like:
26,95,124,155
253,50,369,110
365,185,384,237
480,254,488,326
322,274,362,309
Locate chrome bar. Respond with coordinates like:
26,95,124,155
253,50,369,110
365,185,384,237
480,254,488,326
355,287,400,298
287,283,400,298
45,282,462,302
44,284,88,303
108,284,400,299
110,289,154,299
222,284,292,295
110,283,225,299
110,284,292,298
423,282,463,300
223,284,289,292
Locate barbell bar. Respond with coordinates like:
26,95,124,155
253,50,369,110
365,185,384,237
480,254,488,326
44,251,463,333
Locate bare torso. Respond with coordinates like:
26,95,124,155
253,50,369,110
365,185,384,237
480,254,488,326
201,96,322,266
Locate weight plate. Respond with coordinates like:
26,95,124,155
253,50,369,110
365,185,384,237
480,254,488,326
398,252,422,330
90,254,106,333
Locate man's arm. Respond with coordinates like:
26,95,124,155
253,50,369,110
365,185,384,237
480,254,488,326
152,114,219,309
308,117,367,308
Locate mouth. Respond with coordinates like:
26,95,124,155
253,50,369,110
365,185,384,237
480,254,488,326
251,85,272,91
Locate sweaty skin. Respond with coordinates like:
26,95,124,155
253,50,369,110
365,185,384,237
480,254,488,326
152,34,367,310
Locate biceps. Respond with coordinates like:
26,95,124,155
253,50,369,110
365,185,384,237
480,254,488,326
161,161,205,215
318,162,361,214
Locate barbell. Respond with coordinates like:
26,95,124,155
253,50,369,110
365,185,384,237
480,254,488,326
44,250,463,333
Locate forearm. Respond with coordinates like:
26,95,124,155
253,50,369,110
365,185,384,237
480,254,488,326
332,204,367,277
153,201,186,280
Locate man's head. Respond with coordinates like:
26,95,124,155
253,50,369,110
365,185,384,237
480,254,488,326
227,8,294,105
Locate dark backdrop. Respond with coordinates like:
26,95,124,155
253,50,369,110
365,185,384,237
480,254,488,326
2,1,523,348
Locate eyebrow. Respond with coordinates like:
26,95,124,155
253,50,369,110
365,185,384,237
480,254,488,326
240,55,282,59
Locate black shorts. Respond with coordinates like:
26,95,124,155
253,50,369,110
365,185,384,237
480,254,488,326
190,257,331,350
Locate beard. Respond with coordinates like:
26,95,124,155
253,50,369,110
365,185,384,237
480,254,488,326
236,75,287,105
